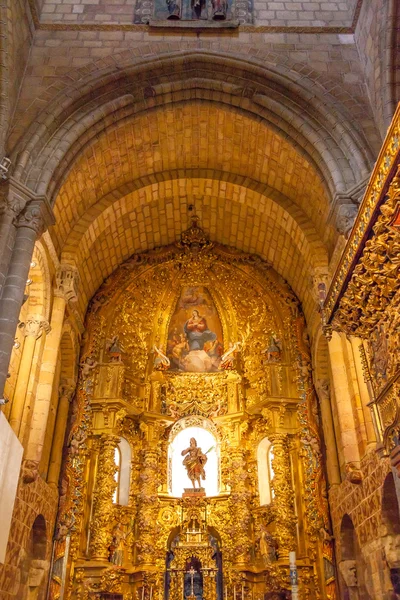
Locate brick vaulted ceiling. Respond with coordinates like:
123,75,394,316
51,102,332,322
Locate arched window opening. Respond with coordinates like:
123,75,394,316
169,426,219,497
257,437,274,506
112,438,131,505
24,515,49,600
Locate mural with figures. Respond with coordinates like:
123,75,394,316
167,286,224,372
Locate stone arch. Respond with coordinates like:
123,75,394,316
10,51,373,201
339,514,370,600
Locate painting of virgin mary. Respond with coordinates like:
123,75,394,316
167,287,223,372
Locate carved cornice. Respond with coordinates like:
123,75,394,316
324,104,400,329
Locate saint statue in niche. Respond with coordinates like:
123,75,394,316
181,438,208,488
166,0,227,21
167,286,224,372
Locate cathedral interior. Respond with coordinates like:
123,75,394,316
0,1,400,599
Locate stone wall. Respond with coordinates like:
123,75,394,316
0,474,58,600
329,451,395,599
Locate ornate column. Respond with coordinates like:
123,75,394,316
327,331,361,478
24,265,79,480
0,197,54,401
136,447,160,567
9,314,50,436
89,434,120,561
229,447,252,565
269,433,296,558
47,380,76,487
348,336,376,449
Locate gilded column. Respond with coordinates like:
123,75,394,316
269,433,296,558
89,434,120,561
24,265,78,481
327,331,361,476
0,198,54,402
47,380,76,487
136,447,160,567
9,315,50,436
349,336,376,448
229,447,252,565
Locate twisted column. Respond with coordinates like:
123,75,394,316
229,447,252,564
136,447,160,566
269,433,296,558
47,380,76,487
0,198,54,401
9,314,50,436
89,434,120,561
24,265,78,480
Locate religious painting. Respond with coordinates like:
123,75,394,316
167,286,224,372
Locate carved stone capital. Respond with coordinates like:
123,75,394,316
24,315,51,339
22,459,39,484
15,197,55,237
54,264,79,302
0,178,32,219
59,378,76,402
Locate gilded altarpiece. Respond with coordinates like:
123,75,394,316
49,223,336,600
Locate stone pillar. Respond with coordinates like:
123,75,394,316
327,331,361,480
89,434,120,561
47,381,75,487
315,379,341,486
0,179,33,294
9,315,50,437
0,197,54,402
349,336,376,449
24,265,78,480
269,433,296,557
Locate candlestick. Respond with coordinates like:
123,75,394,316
242,583,244,600
224,586,227,600
234,585,236,600
142,587,145,600
150,586,153,600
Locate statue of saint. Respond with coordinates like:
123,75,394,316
181,437,208,488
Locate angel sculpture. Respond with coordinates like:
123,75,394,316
219,341,241,370
153,345,171,371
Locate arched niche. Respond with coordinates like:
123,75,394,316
168,417,220,497
381,473,400,571
26,515,49,600
257,437,274,506
112,437,131,506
